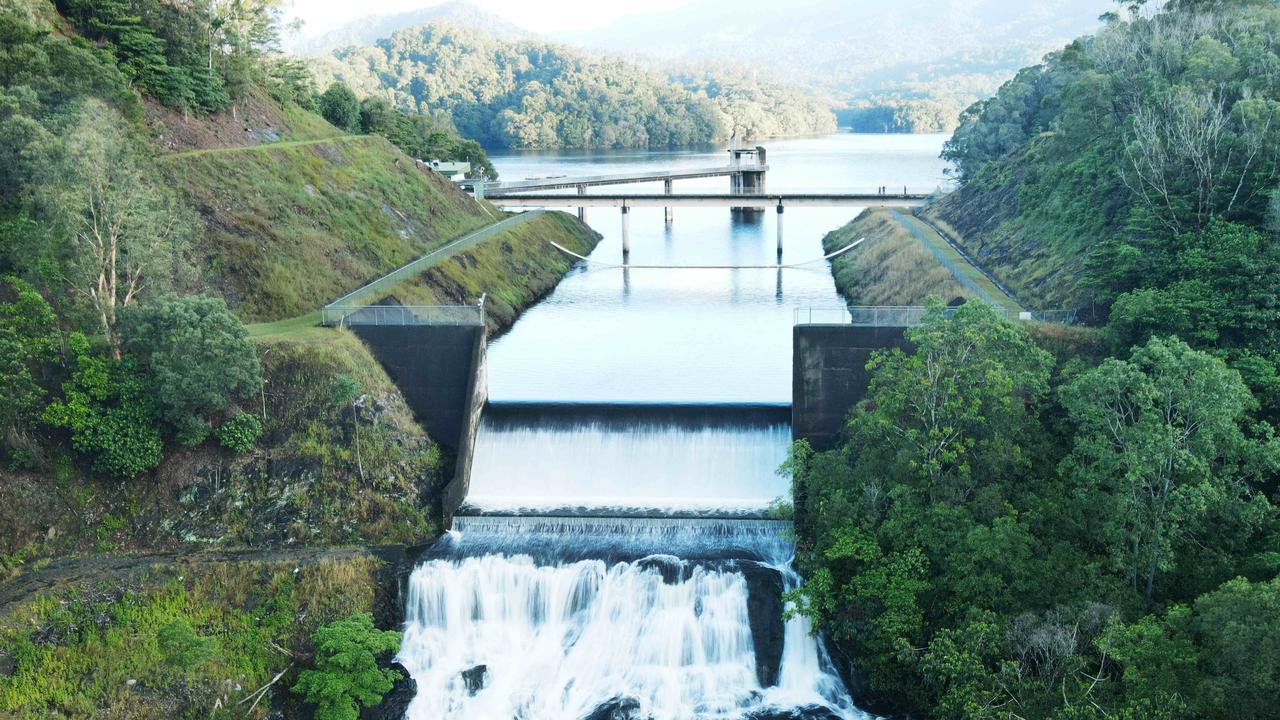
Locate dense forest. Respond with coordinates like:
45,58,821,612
311,23,836,150
791,1,1280,718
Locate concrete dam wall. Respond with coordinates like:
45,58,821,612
351,324,487,528
792,324,913,450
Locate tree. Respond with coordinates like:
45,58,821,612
156,618,219,673
292,613,401,720
0,275,60,464
43,333,163,479
36,99,188,357
847,298,1053,503
120,294,261,446
319,82,360,133
331,373,364,481
1061,337,1259,604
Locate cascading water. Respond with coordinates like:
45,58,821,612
399,520,867,720
392,137,940,719
467,404,792,516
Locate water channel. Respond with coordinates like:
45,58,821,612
397,133,952,719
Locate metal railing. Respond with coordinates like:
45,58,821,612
794,305,1076,327
321,303,485,327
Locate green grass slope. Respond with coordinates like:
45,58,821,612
165,133,498,322
823,208,975,306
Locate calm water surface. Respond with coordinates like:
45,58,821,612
484,133,952,404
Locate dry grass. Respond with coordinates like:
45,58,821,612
825,209,973,305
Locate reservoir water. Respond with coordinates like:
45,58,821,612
398,133,952,719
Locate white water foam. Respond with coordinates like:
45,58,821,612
398,550,867,720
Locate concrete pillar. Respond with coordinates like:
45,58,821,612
621,205,631,260
664,179,673,224
577,184,587,222
776,203,784,261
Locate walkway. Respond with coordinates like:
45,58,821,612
885,209,1024,314
470,165,767,193
161,133,368,160
487,193,928,208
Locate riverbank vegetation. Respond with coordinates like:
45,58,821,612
0,550,399,720
791,299,1280,719
797,1,1280,716
311,22,835,150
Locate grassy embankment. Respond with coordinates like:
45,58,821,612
824,207,1008,309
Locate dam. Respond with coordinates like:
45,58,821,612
391,133,952,719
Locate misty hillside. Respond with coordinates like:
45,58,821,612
555,0,1111,99
287,0,532,55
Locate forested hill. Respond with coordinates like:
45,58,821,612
311,23,836,150
790,4,1280,719
930,0,1280,407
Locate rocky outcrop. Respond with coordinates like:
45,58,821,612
739,561,785,688
360,659,417,720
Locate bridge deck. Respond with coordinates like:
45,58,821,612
472,165,768,193
487,193,928,208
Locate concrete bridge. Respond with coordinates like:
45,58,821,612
465,164,768,194
484,192,928,208
490,191,928,259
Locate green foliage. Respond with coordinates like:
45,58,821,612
216,410,262,453
0,276,59,462
791,302,1280,718
1061,336,1272,603
319,81,360,132
0,556,385,718
313,23,833,149
43,334,163,478
156,618,219,673
120,295,261,446
357,96,497,179
292,613,401,720
35,98,190,349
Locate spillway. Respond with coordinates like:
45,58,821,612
466,403,792,516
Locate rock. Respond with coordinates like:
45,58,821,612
461,664,488,695
0,649,14,678
738,561,785,688
634,555,689,584
745,706,845,720
360,660,416,720
582,696,645,720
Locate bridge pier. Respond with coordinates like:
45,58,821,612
621,205,631,260
577,184,587,223
664,179,673,224
776,204,784,262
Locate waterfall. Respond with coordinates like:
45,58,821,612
466,403,792,516
398,556,865,720
397,519,868,720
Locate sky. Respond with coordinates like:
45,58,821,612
284,0,692,37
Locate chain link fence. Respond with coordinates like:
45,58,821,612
794,305,1076,327
322,304,485,327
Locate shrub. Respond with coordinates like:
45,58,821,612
157,618,219,673
43,334,164,478
292,613,401,720
217,411,263,453
121,294,261,446
319,82,360,133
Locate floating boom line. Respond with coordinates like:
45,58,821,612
548,238,864,270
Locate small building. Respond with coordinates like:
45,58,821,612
420,160,472,181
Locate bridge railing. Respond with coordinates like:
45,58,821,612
322,304,485,327
794,305,1077,327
